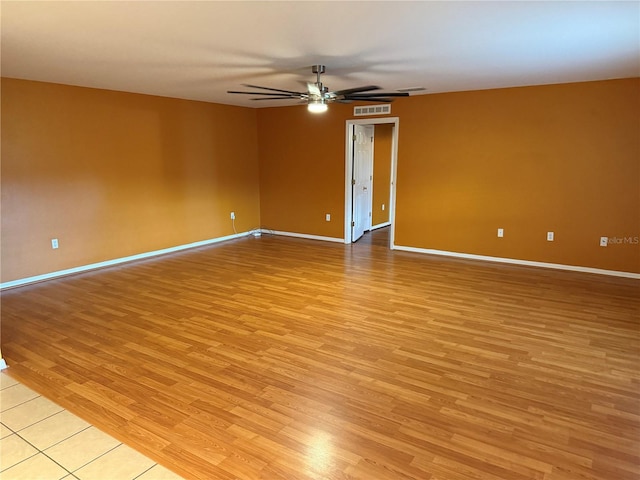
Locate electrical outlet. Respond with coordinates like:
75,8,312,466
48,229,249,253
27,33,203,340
497,228,504,238
547,231,554,241
600,236,608,247
230,212,235,220
51,238,59,249
325,214,331,222
382,204,385,211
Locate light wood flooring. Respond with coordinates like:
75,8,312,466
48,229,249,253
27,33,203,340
1,228,639,479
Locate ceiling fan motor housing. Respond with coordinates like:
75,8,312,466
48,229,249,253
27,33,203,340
311,65,326,75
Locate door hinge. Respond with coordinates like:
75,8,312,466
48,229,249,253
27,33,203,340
352,134,357,141
351,178,356,186
351,221,355,227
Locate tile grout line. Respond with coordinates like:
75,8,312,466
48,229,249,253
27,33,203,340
1,390,75,477
36,424,126,476
3,403,68,432
1,373,181,479
132,464,158,480
68,443,126,476
0,429,73,477
45,424,93,449
0,384,38,409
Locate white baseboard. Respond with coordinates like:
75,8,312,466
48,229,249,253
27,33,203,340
370,222,391,231
266,230,344,244
392,245,640,279
4,233,635,289
0,232,250,290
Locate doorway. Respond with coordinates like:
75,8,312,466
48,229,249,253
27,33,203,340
344,117,399,248
351,124,374,243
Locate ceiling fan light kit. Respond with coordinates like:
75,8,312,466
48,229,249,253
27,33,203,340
307,98,328,114
227,64,409,113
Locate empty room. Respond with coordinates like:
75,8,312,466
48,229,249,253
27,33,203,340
1,2,639,480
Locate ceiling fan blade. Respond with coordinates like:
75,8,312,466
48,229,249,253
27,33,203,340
228,66,410,107
251,96,304,101
345,92,410,98
344,97,398,103
331,85,381,96
228,90,299,96
243,84,303,95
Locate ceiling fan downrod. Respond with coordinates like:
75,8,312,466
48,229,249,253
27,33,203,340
312,64,326,93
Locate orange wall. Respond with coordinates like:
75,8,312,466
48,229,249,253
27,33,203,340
258,78,639,273
372,124,392,226
2,77,638,282
257,105,352,238
392,79,639,273
1,79,261,282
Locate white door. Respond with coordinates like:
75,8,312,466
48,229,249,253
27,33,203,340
352,125,373,242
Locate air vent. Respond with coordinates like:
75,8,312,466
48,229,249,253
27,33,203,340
354,104,391,117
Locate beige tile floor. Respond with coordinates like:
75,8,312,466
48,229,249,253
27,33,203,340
0,371,184,480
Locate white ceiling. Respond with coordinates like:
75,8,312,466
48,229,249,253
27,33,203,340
1,1,638,108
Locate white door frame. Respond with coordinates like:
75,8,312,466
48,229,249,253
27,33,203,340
344,117,399,247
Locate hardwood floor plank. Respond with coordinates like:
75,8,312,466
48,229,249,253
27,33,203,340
1,228,638,479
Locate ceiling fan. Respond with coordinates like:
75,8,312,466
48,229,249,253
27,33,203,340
227,65,409,113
